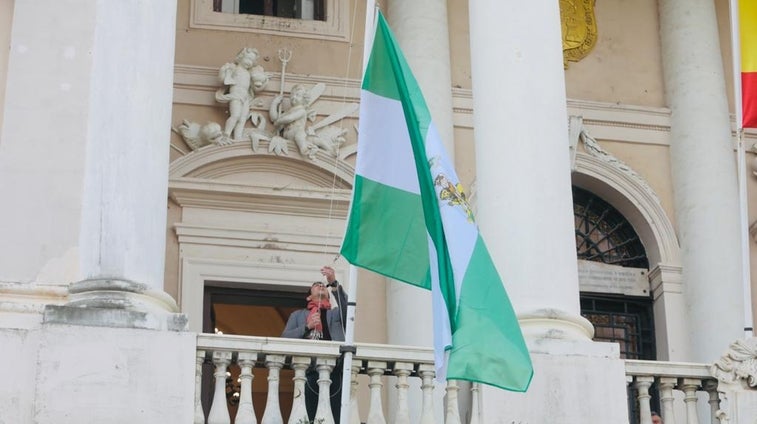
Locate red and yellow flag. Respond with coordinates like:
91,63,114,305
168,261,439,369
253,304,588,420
741,1,757,127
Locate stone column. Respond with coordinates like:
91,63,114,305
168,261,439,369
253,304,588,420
0,2,195,424
468,0,591,342
658,0,744,362
0,0,180,323
469,1,628,422
385,2,456,421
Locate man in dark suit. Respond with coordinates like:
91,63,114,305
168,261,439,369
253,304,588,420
282,266,347,423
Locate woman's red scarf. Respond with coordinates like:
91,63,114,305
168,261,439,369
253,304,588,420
306,296,331,339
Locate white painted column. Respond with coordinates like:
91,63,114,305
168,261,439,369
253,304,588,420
385,2,456,421
0,1,179,318
384,0,456,348
468,0,592,341
469,4,629,422
658,0,744,362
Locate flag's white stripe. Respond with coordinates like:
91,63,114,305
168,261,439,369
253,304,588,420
424,124,478,310
357,91,420,195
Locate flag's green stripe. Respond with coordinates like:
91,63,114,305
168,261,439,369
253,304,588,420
341,175,431,289
446,235,534,391
368,12,457,328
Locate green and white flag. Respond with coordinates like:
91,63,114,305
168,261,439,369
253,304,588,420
341,11,533,391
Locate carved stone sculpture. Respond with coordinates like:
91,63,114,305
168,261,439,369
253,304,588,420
173,49,355,159
711,337,757,388
172,120,227,151
268,83,355,160
215,47,269,142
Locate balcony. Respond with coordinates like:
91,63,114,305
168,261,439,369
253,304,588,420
195,334,757,424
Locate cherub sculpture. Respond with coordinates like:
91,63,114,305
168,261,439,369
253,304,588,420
215,48,269,142
269,83,356,160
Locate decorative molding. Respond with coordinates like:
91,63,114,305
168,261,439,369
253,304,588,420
573,152,680,266
170,179,350,218
189,0,350,42
711,338,757,389
173,64,678,139
175,223,343,254
648,263,683,299
572,115,661,205
0,282,69,322
169,141,354,182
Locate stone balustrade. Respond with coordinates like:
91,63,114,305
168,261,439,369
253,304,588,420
625,359,721,424
195,334,481,424
196,335,753,424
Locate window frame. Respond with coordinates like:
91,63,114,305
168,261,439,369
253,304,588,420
190,0,350,42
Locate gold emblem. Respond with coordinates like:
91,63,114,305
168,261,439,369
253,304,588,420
560,0,597,68
433,173,475,223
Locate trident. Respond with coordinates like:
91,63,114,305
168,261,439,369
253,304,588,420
277,48,292,98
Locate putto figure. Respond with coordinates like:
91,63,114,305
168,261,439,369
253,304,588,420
269,83,355,160
215,48,269,141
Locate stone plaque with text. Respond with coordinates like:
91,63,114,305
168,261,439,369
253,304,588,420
577,260,649,296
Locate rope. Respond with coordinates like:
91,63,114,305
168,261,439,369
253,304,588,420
319,0,362,270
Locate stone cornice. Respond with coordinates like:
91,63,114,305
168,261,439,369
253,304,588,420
170,178,350,218
174,64,676,139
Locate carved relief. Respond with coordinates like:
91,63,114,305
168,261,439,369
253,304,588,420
711,338,757,389
569,115,661,205
560,0,598,68
173,48,357,161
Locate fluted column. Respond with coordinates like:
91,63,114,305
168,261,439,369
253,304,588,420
658,0,744,362
469,0,592,341
0,0,179,323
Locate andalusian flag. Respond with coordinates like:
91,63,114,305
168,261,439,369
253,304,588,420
741,1,757,127
341,12,533,391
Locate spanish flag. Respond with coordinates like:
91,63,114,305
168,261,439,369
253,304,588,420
741,1,757,127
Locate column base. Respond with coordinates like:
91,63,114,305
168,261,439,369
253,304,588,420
68,278,179,313
44,278,187,331
480,345,629,422
44,304,187,331
518,308,595,342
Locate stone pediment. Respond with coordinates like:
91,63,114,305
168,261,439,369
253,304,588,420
168,142,352,218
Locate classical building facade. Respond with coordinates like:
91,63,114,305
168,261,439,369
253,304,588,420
1,0,757,423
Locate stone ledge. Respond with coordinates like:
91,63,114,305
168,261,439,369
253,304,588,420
43,305,188,332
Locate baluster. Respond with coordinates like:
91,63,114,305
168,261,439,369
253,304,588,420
392,362,413,424
262,354,285,424
207,351,233,424
659,377,677,424
235,353,258,424
314,357,337,424
195,350,206,424
288,356,310,424
445,380,462,424
703,380,720,424
680,379,700,424
366,361,387,424
418,364,435,424
349,360,362,424
634,376,655,424
469,383,482,424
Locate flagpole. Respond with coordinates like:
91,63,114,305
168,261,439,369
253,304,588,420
338,2,377,423
338,265,358,424
729,0,754,338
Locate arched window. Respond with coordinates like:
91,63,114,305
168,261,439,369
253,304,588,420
573,186,649,269
573,186,655,361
